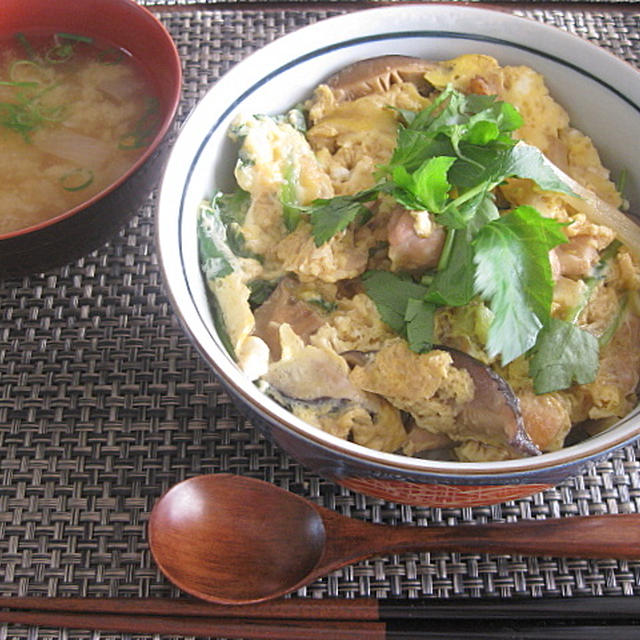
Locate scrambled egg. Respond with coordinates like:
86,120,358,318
201,54,640,462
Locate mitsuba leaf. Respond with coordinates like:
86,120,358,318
449,141,576,195
304,187,379,246
529,317,600,394
405,298,436,353
281,162,301,232
391,156,456,213
425,229,475,307
215,189,251,224
472,205,568,364
200,190,262,264
362,270,430,334
197,199,235,281
438,187,499,231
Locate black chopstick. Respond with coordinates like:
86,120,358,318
386,621,640,640
380,595,640,620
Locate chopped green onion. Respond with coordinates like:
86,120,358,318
96,47,125,65
46,43,74,64
14,32,36,60
0,80,38,88
599,293,628,348
34,102,67,123
55,32,94,44
59,168,94,191
118,97,161,149
10,59,51,85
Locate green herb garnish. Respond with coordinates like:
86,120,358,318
362,271,436,353
472,205,568,364
294,186,380,246
337,87,581,377
198,189,262,281
529,317,600,394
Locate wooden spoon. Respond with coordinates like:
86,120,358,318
148,474,640,605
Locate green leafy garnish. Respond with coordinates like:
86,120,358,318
300,88,577,369
384,91,574,231
404,298,436,353
362,270,429,333
197,205,234,281
529,318,600,394
248,279,279,308
14,33,37,60
297,187,379,247
197,189,261,281
362,271,436,352
472,205,568,364
281,162,301,232
390,156,456,213
424,228,475,307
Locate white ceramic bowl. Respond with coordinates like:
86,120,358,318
157,5,640,507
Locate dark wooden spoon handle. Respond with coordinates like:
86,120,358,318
318,512,640,577
373,513,640,559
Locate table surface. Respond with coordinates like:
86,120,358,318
1,1,640,638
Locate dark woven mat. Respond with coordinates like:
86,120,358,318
1,6,640,639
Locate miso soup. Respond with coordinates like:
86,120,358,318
0,30,161,234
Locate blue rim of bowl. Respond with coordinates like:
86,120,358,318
171,25,640,481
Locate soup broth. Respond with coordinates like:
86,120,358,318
0,30,161,234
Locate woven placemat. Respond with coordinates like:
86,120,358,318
1,6,640,639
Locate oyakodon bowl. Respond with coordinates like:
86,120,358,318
0,0,181,276
157,5,640,507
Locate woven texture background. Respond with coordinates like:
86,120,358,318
1,6,640,639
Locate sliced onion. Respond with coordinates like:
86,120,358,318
32,128,112,168
96,76,141,104
543,156,640,259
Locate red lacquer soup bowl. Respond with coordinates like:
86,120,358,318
0,0,181,275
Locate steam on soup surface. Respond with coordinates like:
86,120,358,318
0,30,161,234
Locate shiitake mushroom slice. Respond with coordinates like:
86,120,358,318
440,347,541,457
325,55,436,102
341,346,541,458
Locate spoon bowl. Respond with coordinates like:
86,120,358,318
149,475,326,603
149,474,640,604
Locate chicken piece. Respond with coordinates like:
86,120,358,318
253,277,326,361
518,390,572,451
387,208,446,272
585,312,640,420
550,214,616,279
402,426,454,458
551,236,601,279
